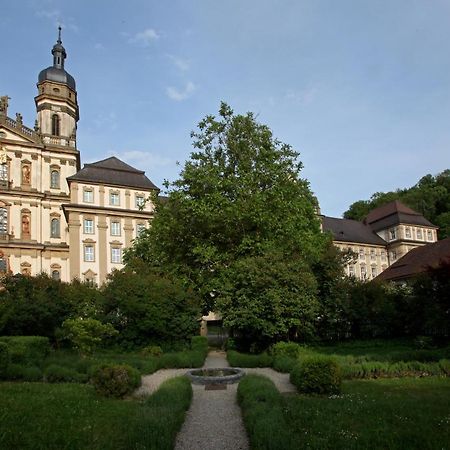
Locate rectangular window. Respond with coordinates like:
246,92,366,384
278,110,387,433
427,230,433,241
84,245,94,262
83,189,93,203
84,219,94,234
360,265,366,280
349,265,355,277
110,221,121,236
389,228,397,240
135,195,145,208
359,249,365,260
405,228,411,238
371,266,377,278
111,247,122,264
417,229,422,240
391,251,397,261
370,249,376,261
110,192,120,206
381,251,386,261
136,223,146,236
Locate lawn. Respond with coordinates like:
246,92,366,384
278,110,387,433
238,374,450,450
0,376,192,450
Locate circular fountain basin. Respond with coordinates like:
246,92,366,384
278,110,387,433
186,367,245,385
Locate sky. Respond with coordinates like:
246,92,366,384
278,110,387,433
1,0,449,217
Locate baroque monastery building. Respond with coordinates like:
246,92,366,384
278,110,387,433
0,31,157,284
0,31,439,284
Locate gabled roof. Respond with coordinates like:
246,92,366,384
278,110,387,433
67,156,159,190
376,237,450,281
322,216,387,246
364,200,435,230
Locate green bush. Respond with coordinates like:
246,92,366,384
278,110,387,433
0,342,10,375
0,336,50,365
158,350,205,369
290,357,341,395
2,364,43,381
238,375,297,449
45,364,87,383
227,350,272,368
141,345,163,357
439,359,450,376
91,364,141,398
190,336,208,353
414,336,434,350
270,342,302,359
272,355,297,373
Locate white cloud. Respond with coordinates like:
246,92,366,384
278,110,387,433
167,54,190,71
128,28,160,47
285,87,318,105
35,9,79,33
166,81,196,101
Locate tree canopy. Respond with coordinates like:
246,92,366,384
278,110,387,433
127,103,329,344
344,170,450,238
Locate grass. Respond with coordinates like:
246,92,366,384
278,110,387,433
0,376,192,450
239,374,450,450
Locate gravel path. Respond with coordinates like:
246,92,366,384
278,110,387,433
134,351,296,449
174,351,249,450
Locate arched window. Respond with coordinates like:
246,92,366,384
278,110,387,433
51,218,60,238
51,270,60,280
51,114,60,136
50,169,60,189
0,207,7,235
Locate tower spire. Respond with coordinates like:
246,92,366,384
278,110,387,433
52,26,66,69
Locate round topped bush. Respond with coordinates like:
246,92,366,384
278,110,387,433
290,356,341,395
91,364,141,398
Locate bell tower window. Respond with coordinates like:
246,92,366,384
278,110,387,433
51,114,60,136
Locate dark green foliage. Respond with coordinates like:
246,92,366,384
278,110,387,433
190,335,208,353
272,355,297,373
127,103,327,347
290,357,342,395
0,274,101,340
269,342,302,359
45,364,88,383
102,261,200,348
141,345,163,357
227,350,272,367
0,376,192,450
1,364,43,381
0,336,50,365
344,170,450,239
237,375,297,450
91,364,141,398
0,341,10,375
158,350,205,368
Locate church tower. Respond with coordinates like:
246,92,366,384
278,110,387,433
35,27,79,149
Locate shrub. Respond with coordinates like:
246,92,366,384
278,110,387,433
270,342,302,359
272,355,297,373
190,336,208,353
0,336,50,365
141,345,163,357
45,364,87,383
439,359,450,376
0,342,10,375
91,364,141,398
290,357,341,395
158,350,205,369
238,375,297,449
414,336,434,350
2,364,43,381
227,350,272,368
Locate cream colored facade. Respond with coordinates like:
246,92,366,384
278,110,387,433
0,33,156,284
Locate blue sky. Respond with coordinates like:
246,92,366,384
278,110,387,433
1,0,449,216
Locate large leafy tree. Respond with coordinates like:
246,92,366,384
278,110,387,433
127,103,328,343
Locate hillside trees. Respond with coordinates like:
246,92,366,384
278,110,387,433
127,103,329,346
344,170,450,238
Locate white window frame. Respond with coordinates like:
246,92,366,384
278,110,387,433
84,219,94,234
135,195,145,209
110,221,121,236
110,191,120,206
83,189,94,203
111,247,122,264
84,245,95,262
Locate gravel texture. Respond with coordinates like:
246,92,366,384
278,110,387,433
174,351,249,450
134,351,296,450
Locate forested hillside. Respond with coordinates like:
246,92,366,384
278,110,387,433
343,170,450,239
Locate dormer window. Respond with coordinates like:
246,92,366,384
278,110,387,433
51,114,60,136
389,228,397,240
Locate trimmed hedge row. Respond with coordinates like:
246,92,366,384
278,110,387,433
0,336,50,365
